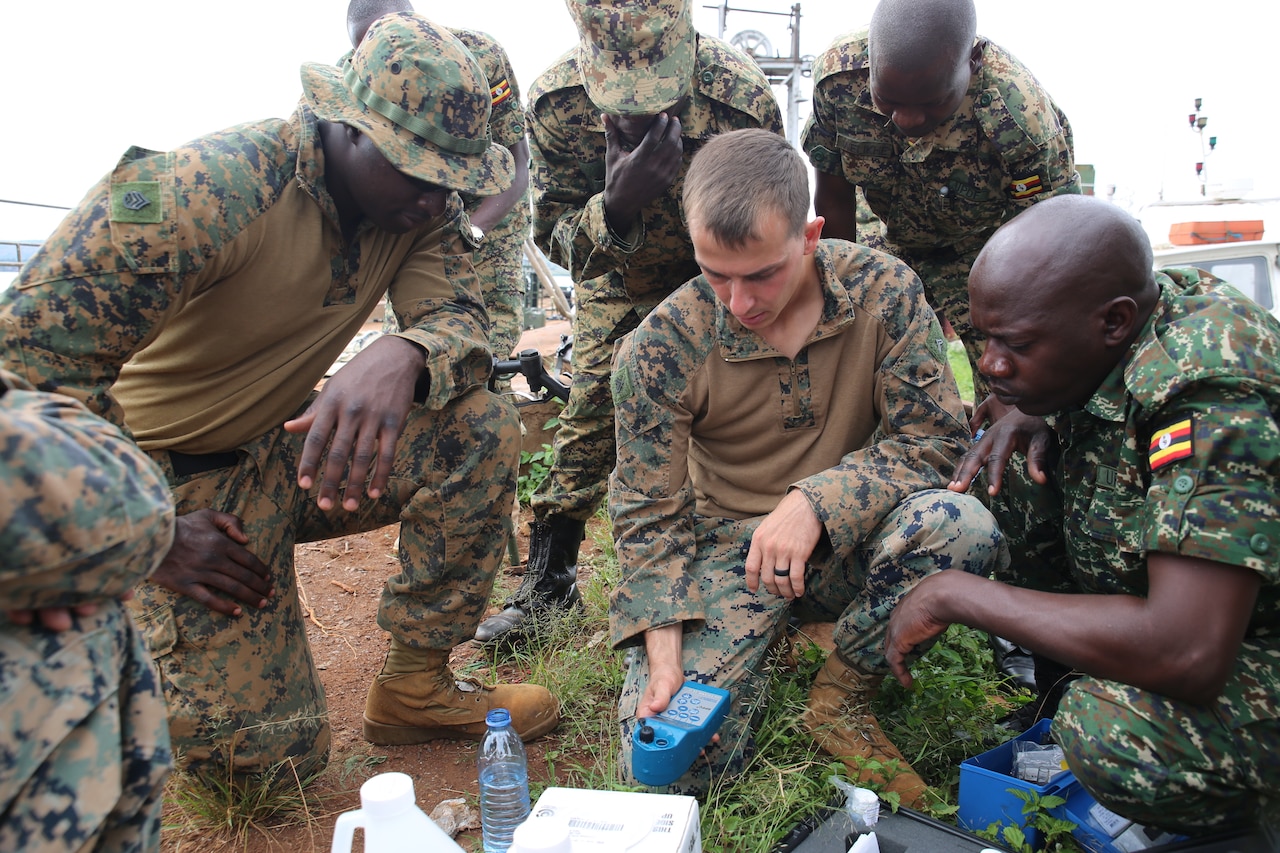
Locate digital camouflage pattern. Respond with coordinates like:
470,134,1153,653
608,242,1006,794
303,12,513,195
0,101,519,778
452,27,531,359
568,0,697,116
802,33,1079,401
133,386,517,780
991,269,1280,830
0,369,174,852
526,34,783,521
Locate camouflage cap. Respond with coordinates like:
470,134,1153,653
568,0,696,116
300,12,513,195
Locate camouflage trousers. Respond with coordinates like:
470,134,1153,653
1055,639,1280,832
617,490,1006,796
0,605,171,853
472,192,531,362
131,387,519,781
531,270,666,522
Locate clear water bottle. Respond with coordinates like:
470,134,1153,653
478,708,531,853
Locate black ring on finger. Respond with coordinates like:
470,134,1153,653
773,567,791,577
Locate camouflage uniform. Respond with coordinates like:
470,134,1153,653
993,269,1280,831
0,369,175,853
609,241,1007,794
526,34,783,521
378,28,531,359
802,33,1079,401
0,102,519,779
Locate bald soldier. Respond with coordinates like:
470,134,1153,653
802,0,1078,405
885,195,1280,833
348,0,532,365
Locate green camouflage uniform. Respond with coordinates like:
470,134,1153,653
609,241,1007,794
994,269,1280,831
453,28,530,361
802,33,1079,401
0,369,175,853
0,105,519,780
526,34,784,521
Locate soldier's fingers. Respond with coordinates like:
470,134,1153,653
296,405,337,491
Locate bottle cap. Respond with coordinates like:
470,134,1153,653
510,814,571,853
360,772,416,818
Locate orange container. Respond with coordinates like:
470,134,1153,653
1169,220,1265,245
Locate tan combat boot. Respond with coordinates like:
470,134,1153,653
363,641,560,746
802,653,930,808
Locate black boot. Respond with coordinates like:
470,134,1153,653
999,653,1079,733
474,517,586,645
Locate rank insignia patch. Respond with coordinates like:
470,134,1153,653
110,181,163,223
1148,417,1193,471
490,78,512,107
1009,171,1045,200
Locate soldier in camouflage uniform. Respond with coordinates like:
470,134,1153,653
801,0,1079,405
887,195,1280,832
0,14,559,786
348,0,532,363
475,0,785,645
609,130,1006,805
1,368,175,852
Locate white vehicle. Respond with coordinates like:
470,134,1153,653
1152,236,1280,320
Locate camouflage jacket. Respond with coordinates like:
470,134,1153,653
0,105,490,453
608,240,970,645
802,33,1078,253
527,34,783,299
0,369,174,610
1053,268,1280,636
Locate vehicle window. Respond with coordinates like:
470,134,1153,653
1204,256,1270,309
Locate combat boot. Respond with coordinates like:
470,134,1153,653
363,642,560,745
474,517,586,645
802,653,930,808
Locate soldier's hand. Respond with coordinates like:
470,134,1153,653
884,574,955,689
151,509,274,616
286,335,424,512
7,600,110,631
949,408,1055,495
746,490,820,600
602,112,683,234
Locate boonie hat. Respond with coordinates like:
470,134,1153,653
300,12,512,195
568,0,696,116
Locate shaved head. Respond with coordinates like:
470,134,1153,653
347,0,414,47
973,194,1156,317
869,0,976,74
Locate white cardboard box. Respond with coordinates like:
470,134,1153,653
521,787,701,853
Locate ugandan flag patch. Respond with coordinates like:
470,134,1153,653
490,78,512,107
1009,171,1045,200
1148,417,1193,471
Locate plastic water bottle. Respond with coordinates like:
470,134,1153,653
479,708,532,853
330,772,464,852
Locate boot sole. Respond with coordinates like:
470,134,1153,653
362,713,561,746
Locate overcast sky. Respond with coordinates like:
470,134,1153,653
2,0,1277,240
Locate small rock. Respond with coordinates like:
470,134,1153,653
429,798,479,837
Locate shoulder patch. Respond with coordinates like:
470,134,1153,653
1008,169,1047,200
110,181,163,223
1148,417,1193,471
490,78,512,107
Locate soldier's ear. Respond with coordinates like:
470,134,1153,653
1100,296,1139,347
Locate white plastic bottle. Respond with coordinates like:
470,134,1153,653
478,708,532,853
330,772,464,853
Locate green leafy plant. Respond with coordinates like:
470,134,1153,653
976,788,1082,852
517,443,555,505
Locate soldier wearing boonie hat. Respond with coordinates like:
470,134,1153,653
474,0,783,646
0,11,559,786
303,12,512,195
